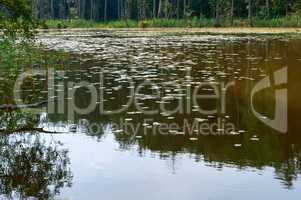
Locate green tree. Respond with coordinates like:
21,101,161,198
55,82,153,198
0,0,38,39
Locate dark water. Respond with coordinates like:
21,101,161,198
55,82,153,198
1,30,301,199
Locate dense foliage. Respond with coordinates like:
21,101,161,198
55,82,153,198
0,0,38,38
0,0,67,132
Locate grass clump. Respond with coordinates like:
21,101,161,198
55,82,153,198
251,15,301,27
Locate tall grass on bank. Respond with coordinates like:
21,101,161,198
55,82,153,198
252,15,301,27
43,15,301,29
44,19,139,28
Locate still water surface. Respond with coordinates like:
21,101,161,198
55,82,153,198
1,30,301,199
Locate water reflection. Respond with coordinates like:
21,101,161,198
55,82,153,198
0,134,72,199
39,31,301,189
1,31,301,199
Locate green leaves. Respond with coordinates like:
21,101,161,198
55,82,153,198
0,0,38,39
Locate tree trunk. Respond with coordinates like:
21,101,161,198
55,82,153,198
231,0,234,25
138,0,144,20
286,0,289,16
126,0,131,21
165,0,168,18
215,0,220,27
40,0,44,18
266,0,269,17
90,0,93,20
141,0,146,20
104,0,108,21
183,0,186,18
177,0,180,19
153,0,156,18
248,0,252,26
31,0,36,18
158,0,162,18
118,0,121,19
76,0,80,18
81,0,86,19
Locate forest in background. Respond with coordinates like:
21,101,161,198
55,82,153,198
29,0,301,25
1,0,301,27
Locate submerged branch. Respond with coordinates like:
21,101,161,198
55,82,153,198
0,100,49,110
0,127,66,134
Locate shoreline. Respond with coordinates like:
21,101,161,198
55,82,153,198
38,27,301,34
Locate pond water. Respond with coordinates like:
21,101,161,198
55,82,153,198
1,30,301,199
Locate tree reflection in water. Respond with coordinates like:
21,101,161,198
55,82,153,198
0,133,72,199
